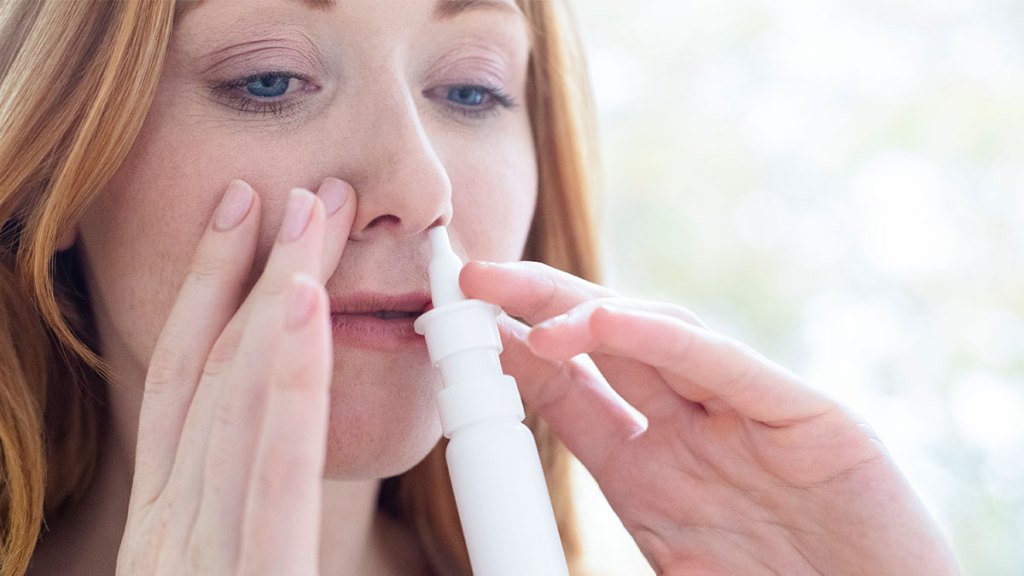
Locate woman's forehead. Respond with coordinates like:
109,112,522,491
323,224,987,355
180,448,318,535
172,0,533,64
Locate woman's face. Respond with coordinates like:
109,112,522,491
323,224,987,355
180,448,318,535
77,0,536,478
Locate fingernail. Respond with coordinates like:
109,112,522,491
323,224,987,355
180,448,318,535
318,177,350,217
534,313,568,331
468,261,512,273
213,179,254,231
596,303,625,315
286,275,320,329
280,188,315,243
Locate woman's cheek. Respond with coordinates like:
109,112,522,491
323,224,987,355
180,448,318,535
447,140,537,262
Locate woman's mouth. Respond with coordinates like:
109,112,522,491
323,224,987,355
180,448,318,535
329,292,431,350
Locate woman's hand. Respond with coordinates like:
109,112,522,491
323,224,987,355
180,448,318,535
461,261,961,575
117,178,355,575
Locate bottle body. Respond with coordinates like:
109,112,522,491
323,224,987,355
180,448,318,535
446,417,569,576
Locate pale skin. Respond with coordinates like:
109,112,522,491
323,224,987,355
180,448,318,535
27,0,960,574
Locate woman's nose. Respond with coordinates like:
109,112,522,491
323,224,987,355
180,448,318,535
341,85,453,241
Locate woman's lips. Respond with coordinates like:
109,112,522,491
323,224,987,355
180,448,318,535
330,313,420,350
329,292,431,351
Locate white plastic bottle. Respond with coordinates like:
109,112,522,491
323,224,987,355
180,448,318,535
413,227,569,576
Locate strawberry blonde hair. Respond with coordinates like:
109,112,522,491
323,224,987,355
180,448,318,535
0,1,599,574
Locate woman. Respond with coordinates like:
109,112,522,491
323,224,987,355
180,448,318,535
0,0,960,574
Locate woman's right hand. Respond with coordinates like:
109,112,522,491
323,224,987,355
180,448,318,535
116,178,356,575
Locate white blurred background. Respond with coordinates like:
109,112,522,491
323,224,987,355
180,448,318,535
565,1,1024,574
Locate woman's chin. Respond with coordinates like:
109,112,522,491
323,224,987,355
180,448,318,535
321,360,443,479
322,415,442,480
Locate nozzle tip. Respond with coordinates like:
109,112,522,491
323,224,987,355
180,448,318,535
427,226,466,307
428,226,451,254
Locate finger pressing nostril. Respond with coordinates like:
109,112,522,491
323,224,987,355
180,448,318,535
318,178,351,217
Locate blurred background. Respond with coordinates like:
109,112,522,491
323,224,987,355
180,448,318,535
564,0,1024,574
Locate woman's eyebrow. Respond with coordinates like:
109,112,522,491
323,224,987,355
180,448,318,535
181,0,523,20
432,0,525,22
283,0,524,20
289,0,335,10
176,0,334,20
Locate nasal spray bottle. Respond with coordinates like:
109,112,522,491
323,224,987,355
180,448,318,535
413,227,569,576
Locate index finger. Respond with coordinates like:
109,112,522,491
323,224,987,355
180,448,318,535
460,261,617,325
461,260,705,329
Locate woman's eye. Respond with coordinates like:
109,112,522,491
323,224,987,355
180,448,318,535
211,71,314,117
447,86,489,107
429,84,517,120
242,72,299,97
246,73,293,98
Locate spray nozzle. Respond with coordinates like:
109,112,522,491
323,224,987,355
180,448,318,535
427,226,467,308
415,226,506,396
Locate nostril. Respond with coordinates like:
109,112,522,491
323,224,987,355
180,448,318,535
366,214,401,229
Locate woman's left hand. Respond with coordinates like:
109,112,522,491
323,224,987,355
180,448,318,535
461,261,961,576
